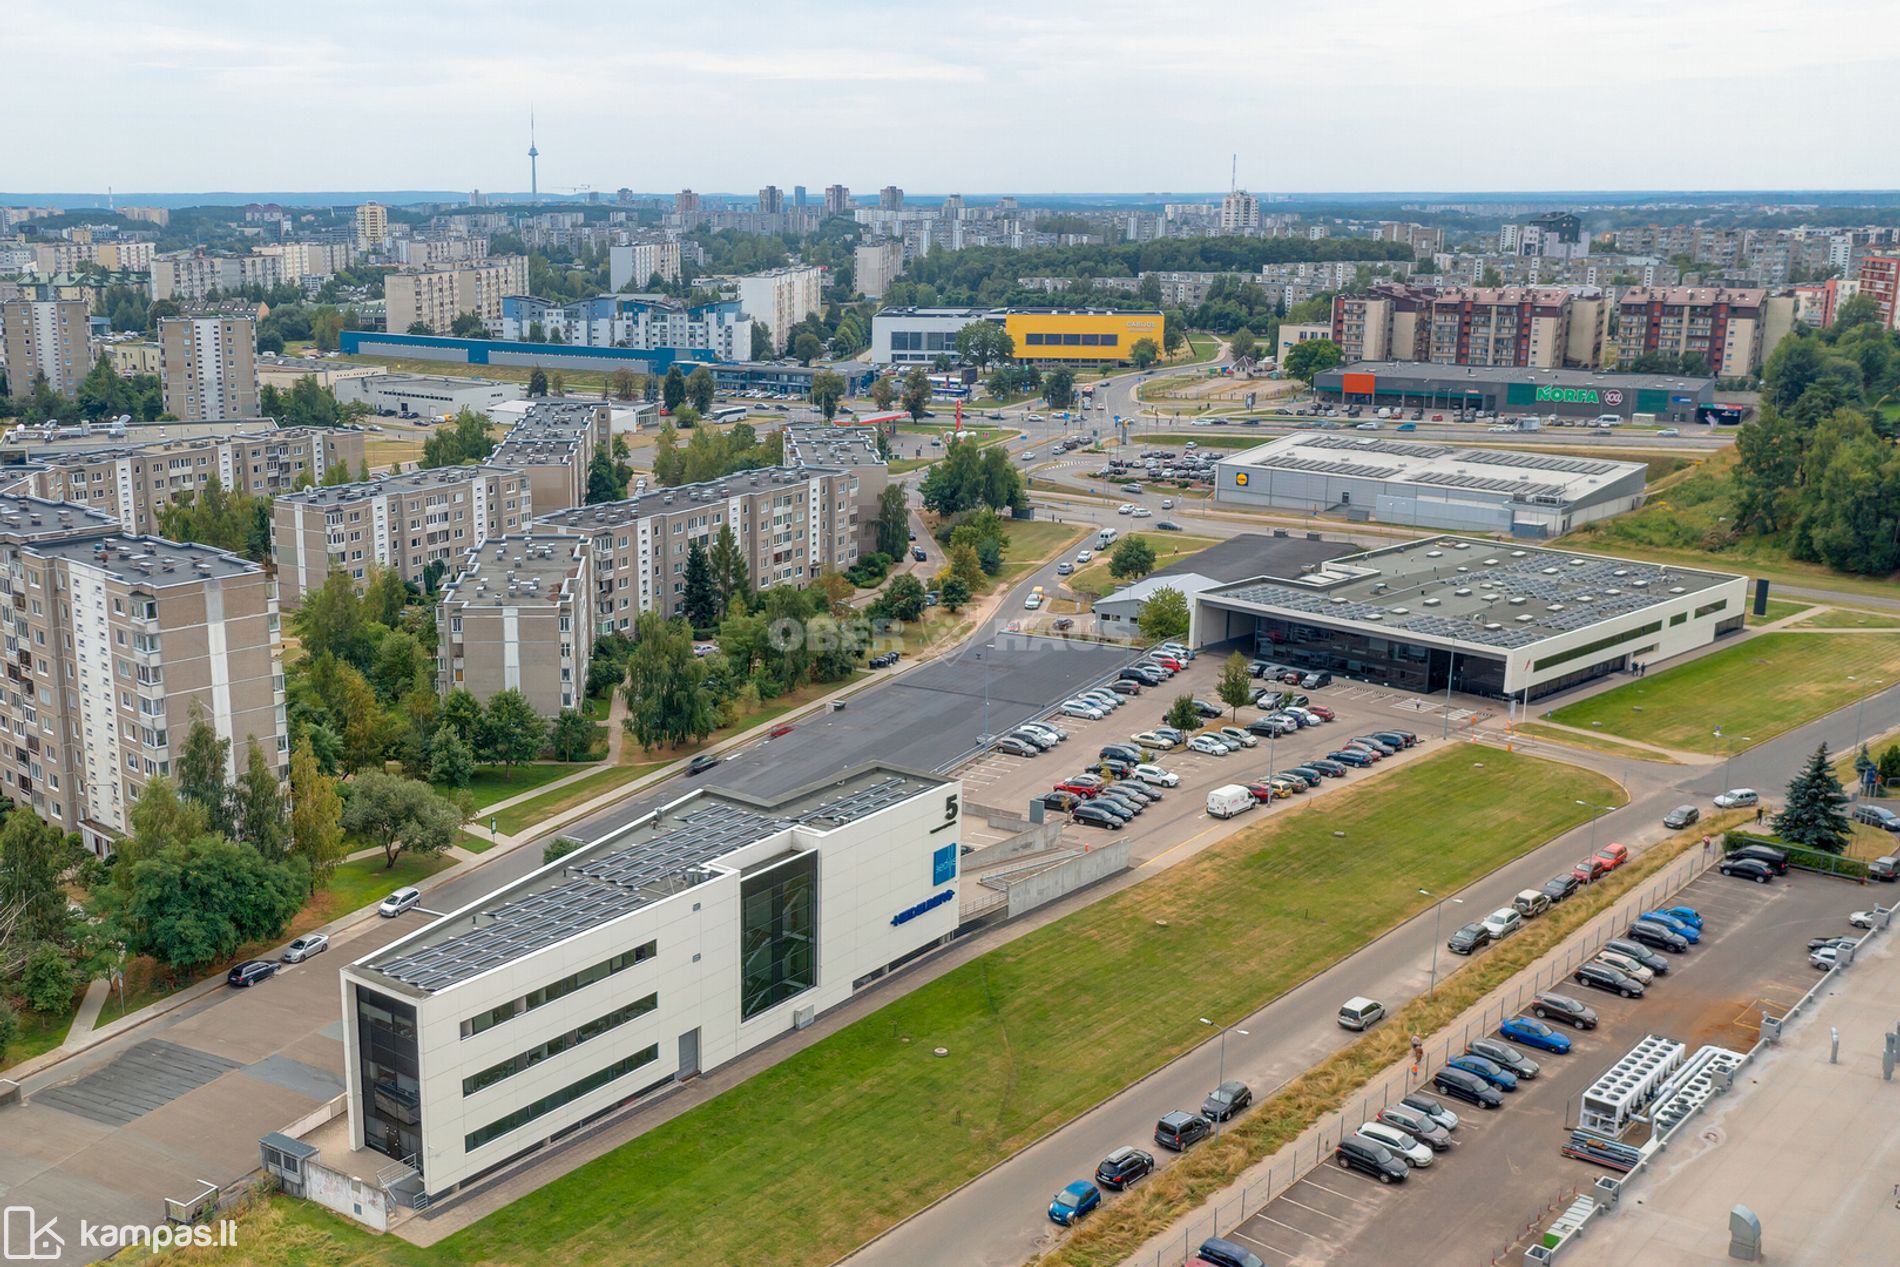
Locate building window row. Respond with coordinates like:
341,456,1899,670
458,939,656,1039
464,1043,661,1152
462,992,659,1096
1531,620,1664,673
1022,332,1119,347
1692,598,1728,619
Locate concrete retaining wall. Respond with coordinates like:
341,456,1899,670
1006,841,1129,918
0,1078,18,1109
963,818,1064,870
302,1159,390,1233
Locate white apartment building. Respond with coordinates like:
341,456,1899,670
735,266,824,353
149,252,286,302
498,295,749,362
257,240,358,284
854,240,905,299
1,299,90,396
356,202,389,250
158,317,260,420
608,239,684,290
1219,190,1261,235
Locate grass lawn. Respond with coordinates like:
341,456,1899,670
460,763,589,811
582,693,612,722
490,762,665,836
458,830,497,853
888,457,930,474
1175,331,1223,365
364,436,425,472
1068,533,1222,598
1513,721,1681,763
1748,598,1813,625
1547,633,1900,754
316,852,457,920
0,1001,78,1072
994,519,1089,583
193,748,1615,1267
1796,606,1900,630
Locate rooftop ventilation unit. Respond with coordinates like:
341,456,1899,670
1425,550,1443,558
1423,597,1441,607
1515,614,1535,623
1511,550,1527,558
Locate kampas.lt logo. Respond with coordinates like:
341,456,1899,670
2,1207,64,1261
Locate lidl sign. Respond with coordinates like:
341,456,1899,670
1534,385,1602,405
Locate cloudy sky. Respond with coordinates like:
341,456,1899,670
10,0,1898,195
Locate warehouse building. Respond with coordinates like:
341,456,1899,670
1191,535,1746,701
871,307,1164,366
334,373,525,419
1312,361,1715,423
1214,434,1647,537
339,764,963,1199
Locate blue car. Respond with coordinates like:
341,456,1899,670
1447,1053,1518,1092
1657,904,1703,930
1641,911,1701,943
1048,1180,1101,1226
1500,1015,1573,1055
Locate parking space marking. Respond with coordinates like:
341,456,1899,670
1279,1193,1345,1222
1297,1176,1375,1205
1231,1228,1294,1258
1248,1212,1318,1240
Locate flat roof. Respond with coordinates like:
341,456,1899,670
1219,434,1644,505
1316,360,1714,393
1200,535,1741,652
1153,532,1355,585
358,765,946,995
30,534,263,584
782,425,885,468
439,534,585,607
276,464,521,507
0,494,120,539
534,466,830,531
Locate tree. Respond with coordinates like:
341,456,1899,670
625,612,718,750
751,321,775,361
610,369,640,401
809,369,846,421
1137,585,1191,643
945,542,987,594
1109,535,1157,580
428,724,476,787
341,771,465,868
1162,313,1186,358
482,690,548,772
451,312,486,337
1774,743,1851,853
294,571,371,667
1283,338,1344,384
548,710,598,762
119,777,209,873
876,483,911,559
174,709,235,839
1217,652,1252,719
439,689,484,747
1045,367,1076,409
793,332,825,366
1130,337,1159,370
939,574,971,611
528,367,550,397
370,629,430,701
234,738,288,860
901,366,932,420
954,321,1015,370
122,836,307,972
1879,743,1900,793
870,376,896,411
685,365,717,415
1229,327,1258,365
586,447,623,504
1166,694,1202,732
682,539,719,630
22,940,77,1014
285,737,343,895
709,524,750,613
0,1000,15,1061
0,810,71,946
662,365,687,413
881,573,928,622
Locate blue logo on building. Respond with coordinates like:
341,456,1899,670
932,843,958,886
891,889,955,927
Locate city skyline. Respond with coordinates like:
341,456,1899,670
10,0,1897,194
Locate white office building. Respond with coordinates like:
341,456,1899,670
499,295,750,362
339,765,964,1199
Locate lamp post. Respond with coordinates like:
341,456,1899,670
1198,1016,1250,1137
1420,889,1463,997
1576,800,1615,855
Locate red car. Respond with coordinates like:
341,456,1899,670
1572,856,1607,884
1151,654,1185,671
768,722,795,739
1053,777,1104,798
1279,670,1305,685
1243,781,1279,802
1340,742,1383,762
1305,703,1336,721
1594,842,1630,871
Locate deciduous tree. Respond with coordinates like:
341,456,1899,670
341,771,465,868
809,369,846,421
901,366,932,420
548,710,598,762
428,724,476,787
482,689,548,771
1217,652,1252,719
234,738,288,860
1109,535,1156,579
1137,585,1190,643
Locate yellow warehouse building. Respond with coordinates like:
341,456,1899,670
1003,309,1164,363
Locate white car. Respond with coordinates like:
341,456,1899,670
1059,701,1104,720
1027,413,1045,422
1018,450,1036,461
1161,498,1175,509
1285,707,1327,727
1020,722,1066,744
1157,643,1196,661
1657,428,1680,437
1481,908,1524,939
1023,593,1043,610
1811,946,1842,971
1188,734,1232,756
1117,503,1136,515
1594,950,1654,985
1356,1122,1433,1168
1132,507,1153,518
1217,726,1258,749
1131,731,1177,750
1487,423,1515,432
1133,763,1179,787
1713,788,1759,808
1075,550,1094,564
1078,691,1121,710
1850,910,1880,929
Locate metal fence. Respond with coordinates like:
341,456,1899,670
1138,847,1716,1267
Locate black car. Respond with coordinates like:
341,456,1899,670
1727,844,1789,874
1041,791,1082,812
1574,961,1645,998
1305,757,1348,778
1073,803,1125,830
1663,804,1701,830
227,959,278,988
1352,735,1399,755
1719,857,1776,884
1094,1146,1155,1190
912,546,927,562
1201,1080,1253,1121
1372,731,1414,751
1100,743,1144,763
1447,922,1493,955
1154,521,1184,532
1191,699,1224,718
1432,1065,1503,1109
1301,672,1333,689
1376,1104,1452,1151
1330,748,1374,768
685,753,721,775
1087,797,1135,821
1626,920,1690,953
1334,1134,1409,1184
1542,874,1581,904
1195,1240,1267,1267
1604,939,1670,976
1154,1110,1212,1151
1100,757,1138,778
1531,992,1598,1029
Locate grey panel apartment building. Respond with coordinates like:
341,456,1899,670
535,466,864,633
272,465,532,607
158,316,261,421
437,534,593,715
780,425,888,556
1,299,90,396
0,495,286,853
489,402,612,515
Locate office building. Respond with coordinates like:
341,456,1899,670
1613,287,1772,377
1219,190,1261,235
158,316,260,420
854,240,905,299
272,465,532,607
607,238,683,290
499,295,749,362
735,266,824,354
1190,535,1744,703
338,762,962,1199
536,465,866,631
384,258,530,338
0,494,287,852
879,186,904,211
356,202,389,250
489,401,611,515
436,532,592,714
1,299,90,396
824,184,852,217
1310,361,1713,424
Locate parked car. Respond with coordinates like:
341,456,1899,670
1809,935,1857,954
1047,1180,1101,1226
1243,780,1282,803
1106,678,1139,695
379,887,422,918
282,933,329,963
994,736,1039,757
1604,939,1671,976
1054,775,1105,796
1467,1037,1541,1079
1376,1103,1451,1151
1356,1122,1433,1168
1154,1110,1213,1151
1021,721,1066,744
1059,700,1105,720
1431,1066,1503,1110
1595,842,1631,872
1574,961,1645,998
1852,805,1900,832
1543,873,1582,904
1131,730,1177,750
1447,922,1493,955
1073,803,1125,830
1338,996,1386,1031
227,959,278,987
1481,908,1524,940
1626,920,1690,953
1305,757,1348,777
1713,788,1760,809
1094,1146,1155,1191
1571,857,1607,885
1302,671,1334,689
1811,945,1844,971
1726,845,1788,875
1041,791,1082,812
1401,1091,1462,1131
1447,1053,1518,1091
1664,804,1701,829
1305,703,1337,721
1333,1134,1410,1183
1595,950,1655,985
1656,904,1703,929
1217,726,1258,749
1639,911,1701,943
1187,734,1232,756
1499,1016,1572,1054
1194,1238,1268,1267
1850,909,1880,929
1329,748,1375,768
1513,890,1553,919
1532,992,1600,1029
1201,1080,1253,1121
1133,763,1179,787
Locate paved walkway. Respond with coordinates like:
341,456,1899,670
58,979,110,1051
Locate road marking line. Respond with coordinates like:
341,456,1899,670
1278,1195,1343,1222
1299,1177,1372,1204
1232,1228,1293,1256
1250,1213,1315,1238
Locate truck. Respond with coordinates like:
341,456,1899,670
1206,785,1255,819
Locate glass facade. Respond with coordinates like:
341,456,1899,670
740,850,818,1021
356,986,422,1165
1251,616,1507,698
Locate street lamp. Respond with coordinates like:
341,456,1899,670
1576,800,1615,855
1420,890,1463,997
1198,1017,1250,1137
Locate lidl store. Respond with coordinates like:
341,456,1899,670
1312,362,1716,422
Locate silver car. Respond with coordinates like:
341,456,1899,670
282,933,329,963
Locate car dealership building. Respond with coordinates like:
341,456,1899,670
1192,535,1747,701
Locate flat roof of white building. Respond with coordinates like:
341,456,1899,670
1219,434,1646,510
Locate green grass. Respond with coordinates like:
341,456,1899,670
458,831,496,853
1748,598,1813,626
994,519,1089,583
1548,633,1900,753
582,693,612,722
1795,606,1900,630
1513,721,1682,763
1176,331,1224,365
457,763,591,811
195,748,1615,1267
1068,533,1222,598
489,762,665,836
1140,432,1264,449
888,458,930,474
0,1000,78,1072
318,851,457,917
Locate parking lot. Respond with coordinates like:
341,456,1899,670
1213,867,1864,1267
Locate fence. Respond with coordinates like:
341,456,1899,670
1136,846,1717,1267
1723,830,1872,881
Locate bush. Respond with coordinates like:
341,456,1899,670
844,552,894,588
0,998,16,1059
543,836,583,865
21,941,78,1014
1722,830,1869,880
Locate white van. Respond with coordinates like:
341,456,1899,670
1097,527,1120,549
1206,784,1254,819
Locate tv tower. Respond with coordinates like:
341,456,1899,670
528,111,539,202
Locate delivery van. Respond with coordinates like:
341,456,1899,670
1207,784,1255,819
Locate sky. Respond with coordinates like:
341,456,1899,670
10,0,1900,195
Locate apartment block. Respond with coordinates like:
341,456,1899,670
1,299,90,396
437,533,593,715
499,295,749,361
272,465,532,607
25,426,366,534
780,425,888,555
1219,190,1261,235
149,252,285,302
1856,256,1900,330
0,494,286,852
390,237,491,268
1614,286,1770,377
735,266,824,352
159,316,260,420
608,238,684,290
384,257,529,337
356,202,389,250
535,465,862,633
1332,283,1606,369
489,401,611,515
824,184,852,216
1331,284,1432,363
854,240,905,300
257,239,358,283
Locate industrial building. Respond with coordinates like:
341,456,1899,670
1190,535,1746,701
1311,362,1715,423
334,373,525,420
1214,433,1648,537
870,307,1165,366
339,764,963,1199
